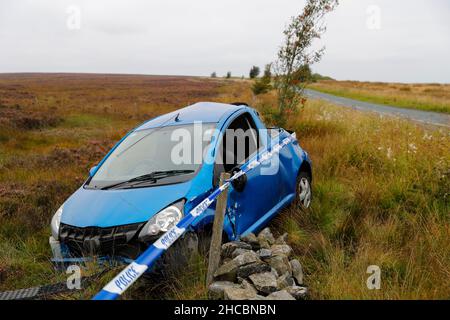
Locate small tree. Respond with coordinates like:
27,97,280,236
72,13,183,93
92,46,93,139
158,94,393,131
294,64,313,83
211,72,217,78
273,0,338,126
226,71,231,79
249,66,261,79
252,64,272,95
263,63,272,78
311,72,334,82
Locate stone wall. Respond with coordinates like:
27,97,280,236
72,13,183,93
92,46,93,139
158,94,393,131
208,228,308,300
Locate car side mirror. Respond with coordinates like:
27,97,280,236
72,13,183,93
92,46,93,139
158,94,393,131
231,167,247,192
89,165,98,177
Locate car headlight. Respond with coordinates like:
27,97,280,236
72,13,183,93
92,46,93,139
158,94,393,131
51,204,64,240
138,201,184,241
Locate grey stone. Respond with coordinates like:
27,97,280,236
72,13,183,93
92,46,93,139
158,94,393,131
274,233,288,245
257,248,272,260
233,251,260,267
271,244,293,258
270,267,279,278
231,248,253,259
221,241,252,259
240,279,257,294
249,272,278,295
223,286,258,300
266,290,296,300
237,262,272,279
267,255,292,276
208,281,241,300
258,238,271,249
214,251,260,281
289,259,304,285
276,272,295,290
213,260,238,282
240,233,260,250
285,285,308,300
257,228,276,246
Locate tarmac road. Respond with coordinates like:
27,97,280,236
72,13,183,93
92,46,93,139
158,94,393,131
305,89,450,128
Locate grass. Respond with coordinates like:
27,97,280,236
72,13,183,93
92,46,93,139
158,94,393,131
266,97,450,299
309,80,450,114
0,74,249,298
0,74,448,299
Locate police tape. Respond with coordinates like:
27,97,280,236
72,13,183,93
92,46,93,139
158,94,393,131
92,132,297,300
0,268,110,300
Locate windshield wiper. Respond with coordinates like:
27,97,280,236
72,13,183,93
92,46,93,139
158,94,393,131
101,170,195,190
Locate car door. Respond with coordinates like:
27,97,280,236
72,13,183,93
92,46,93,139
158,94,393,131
213,112,280,237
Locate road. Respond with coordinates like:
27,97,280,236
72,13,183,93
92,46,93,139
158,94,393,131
305,89,450,128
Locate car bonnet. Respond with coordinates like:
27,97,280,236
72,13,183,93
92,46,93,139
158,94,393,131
60,181,192,228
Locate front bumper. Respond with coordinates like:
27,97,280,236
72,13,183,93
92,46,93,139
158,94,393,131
49,231,199,271
49,236,133,270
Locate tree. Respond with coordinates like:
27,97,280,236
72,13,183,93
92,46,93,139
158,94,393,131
252,64,272,95
211,72,217,78
273,0,338,126
311,72,334,82
249,66,261,79
263,63,272,78
293,64,313,83
226,71,231,79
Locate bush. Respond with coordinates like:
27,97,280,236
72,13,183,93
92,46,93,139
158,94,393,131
293,65,313,83
252,64,272,95
252,77,272,95
311,73,334,82
249,66,260,79
263,64,272,78
14,114,62,130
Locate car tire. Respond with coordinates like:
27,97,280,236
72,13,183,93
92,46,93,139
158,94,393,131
296,171,312,210
198,227,228,257
159,231,199,276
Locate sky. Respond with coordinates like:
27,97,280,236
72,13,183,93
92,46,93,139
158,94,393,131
0,0,449,83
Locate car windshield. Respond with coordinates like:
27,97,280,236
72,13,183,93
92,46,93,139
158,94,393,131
86,123,216,189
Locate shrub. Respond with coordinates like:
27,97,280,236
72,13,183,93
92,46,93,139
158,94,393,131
252,77,272,95
252,64,272,95
293,64,313,83
249,66,260,79
311,73,334,81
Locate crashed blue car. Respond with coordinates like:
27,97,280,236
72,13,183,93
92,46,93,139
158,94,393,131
49,102,312,264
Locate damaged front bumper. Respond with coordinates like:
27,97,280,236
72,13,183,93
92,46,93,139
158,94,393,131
49,236,133,270
49,231,199,271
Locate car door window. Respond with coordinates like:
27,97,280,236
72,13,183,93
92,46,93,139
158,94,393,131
213,113,261,185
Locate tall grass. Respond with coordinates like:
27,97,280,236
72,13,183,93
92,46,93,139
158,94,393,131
0,75,448,299
0,74,242,296
265,97,450,299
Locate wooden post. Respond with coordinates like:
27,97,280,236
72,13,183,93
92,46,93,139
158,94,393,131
206,172,230,286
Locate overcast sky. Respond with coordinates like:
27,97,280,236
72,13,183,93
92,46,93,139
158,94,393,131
0,0,449,83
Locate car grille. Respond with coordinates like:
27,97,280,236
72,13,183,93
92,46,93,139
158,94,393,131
59,222,145,258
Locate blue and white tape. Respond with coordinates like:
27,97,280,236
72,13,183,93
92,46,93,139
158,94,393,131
92,132,296,300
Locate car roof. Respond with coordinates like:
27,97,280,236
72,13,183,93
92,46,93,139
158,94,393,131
136,102,245,130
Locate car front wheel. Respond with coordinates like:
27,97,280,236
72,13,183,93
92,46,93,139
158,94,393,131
296,171,312,209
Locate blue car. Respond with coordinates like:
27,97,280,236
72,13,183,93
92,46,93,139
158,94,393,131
49,102,312,265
